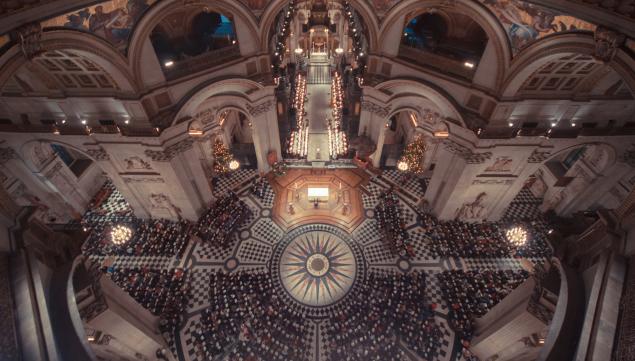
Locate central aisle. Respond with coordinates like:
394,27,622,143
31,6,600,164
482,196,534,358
306,61,331,162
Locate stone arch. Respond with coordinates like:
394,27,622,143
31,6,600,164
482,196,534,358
531,142,618,215
502,33,635,97
373,79,465,127
379,0,510,88
127,0,261,88
172,78,265,125
260,0,380,54
0,30,139,94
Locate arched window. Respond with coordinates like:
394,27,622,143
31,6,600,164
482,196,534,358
150,10,238,77
400,12,487,80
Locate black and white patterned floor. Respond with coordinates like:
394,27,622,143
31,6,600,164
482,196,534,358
83,170,550,361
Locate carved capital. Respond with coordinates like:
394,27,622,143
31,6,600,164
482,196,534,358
246,100,274,117
594,26,626,63
86,147,110,161
0,147,17,164
14,22,43,60
361,100,391,118
527,149,551,163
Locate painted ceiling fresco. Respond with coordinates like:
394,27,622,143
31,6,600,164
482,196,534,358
36,0,595,56
41,0,158,52
367,0,594,54
478,0,595,54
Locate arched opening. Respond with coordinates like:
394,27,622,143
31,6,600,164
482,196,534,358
12,141,134,225
219,109,257,169
379,110,417,168
150,8,238,79
503,144,616,222
400,11,488,80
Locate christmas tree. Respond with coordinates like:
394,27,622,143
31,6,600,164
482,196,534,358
398,136,427,174
213,139,234,174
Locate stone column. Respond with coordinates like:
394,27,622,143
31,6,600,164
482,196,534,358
359,98,390,167
248,99,279,172
0,147,78,221
87,146,150,219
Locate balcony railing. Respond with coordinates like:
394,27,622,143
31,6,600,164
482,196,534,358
398,45,476,80
163,45,242,81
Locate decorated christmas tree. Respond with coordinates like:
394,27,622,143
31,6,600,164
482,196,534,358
213,139,234,174
397,136,427,174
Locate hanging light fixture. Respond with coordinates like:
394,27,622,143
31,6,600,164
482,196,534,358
397,161,409,172
229,159,240,171
111,224,133,245
506,226,528,247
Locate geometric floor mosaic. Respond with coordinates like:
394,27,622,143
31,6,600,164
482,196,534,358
83,170,551,361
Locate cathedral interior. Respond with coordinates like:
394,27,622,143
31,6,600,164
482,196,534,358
0,0,634,360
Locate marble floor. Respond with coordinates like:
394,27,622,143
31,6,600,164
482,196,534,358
81,168,550,361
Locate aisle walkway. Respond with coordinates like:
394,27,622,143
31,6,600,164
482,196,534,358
306,57,332,162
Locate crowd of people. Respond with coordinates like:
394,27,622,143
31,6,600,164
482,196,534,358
375,190,413,257
438,269,530,340
419,213,551,258
104,267,190,328
250,176,269,200
193,192,251,248
194,272,311,361
323,271,441,360
81,219,191,258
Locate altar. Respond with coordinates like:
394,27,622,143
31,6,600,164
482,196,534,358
269,169,367,232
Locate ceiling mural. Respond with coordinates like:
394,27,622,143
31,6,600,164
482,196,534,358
27,0,596,57
478,0,595,54
40,0,158,52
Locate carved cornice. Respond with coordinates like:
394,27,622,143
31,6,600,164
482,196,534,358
122,177,165,183
144,138,194,162
361,100,391,118
442,139,492,164
246,100,274,117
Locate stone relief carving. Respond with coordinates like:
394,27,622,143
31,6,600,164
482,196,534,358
594,26,626,63
193,108,217,124
122,177,165,183
246,100,274,117
442,140,492,164
85,147,110,161
485,156,513,172
124,156,152,170
16,22,43,60
144,138,194,162
149,193,182,218
527,149,551,163
0,147,17,164
619,144,635,167
361,100,391,118
528,170,548,198
33,142,55,166
455,192,488,221
542,190,565,211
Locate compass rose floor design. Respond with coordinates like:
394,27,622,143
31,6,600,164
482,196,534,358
278,229,357,307
271,224,365,315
